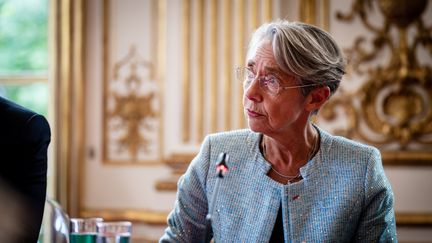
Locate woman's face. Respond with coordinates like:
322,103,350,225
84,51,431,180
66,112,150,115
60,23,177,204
242,40,308,135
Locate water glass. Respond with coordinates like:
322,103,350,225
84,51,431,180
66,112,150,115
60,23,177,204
70,218,103,243
96,221,132,243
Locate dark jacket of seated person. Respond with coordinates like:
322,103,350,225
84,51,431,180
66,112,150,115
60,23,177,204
0,96,51,243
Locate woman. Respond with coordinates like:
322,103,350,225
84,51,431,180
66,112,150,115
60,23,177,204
160,20,396,242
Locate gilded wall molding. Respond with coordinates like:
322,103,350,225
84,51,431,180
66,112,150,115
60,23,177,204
300,0,330,30
396,212,432,227
318,0,432,166
181,0,191,143
102,0,163,164
79,0,166,226
51,0,85,215
161,0,279,191
222,0,233,132
180,0,276,144
156,153,195,191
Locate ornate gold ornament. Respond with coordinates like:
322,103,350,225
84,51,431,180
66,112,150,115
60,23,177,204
321,0,432,150
104,45,159,163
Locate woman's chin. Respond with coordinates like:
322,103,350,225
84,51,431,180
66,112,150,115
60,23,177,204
247,122,265,133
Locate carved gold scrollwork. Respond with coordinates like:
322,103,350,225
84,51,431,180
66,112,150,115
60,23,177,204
105,45,159,162
322,0,432,150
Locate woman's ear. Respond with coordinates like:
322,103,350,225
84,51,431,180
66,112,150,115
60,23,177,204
305,86,331,112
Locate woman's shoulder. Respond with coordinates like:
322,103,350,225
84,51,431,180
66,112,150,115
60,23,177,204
315,127,383,179
203,129,260,156
206,129,258,142
318,127,380,158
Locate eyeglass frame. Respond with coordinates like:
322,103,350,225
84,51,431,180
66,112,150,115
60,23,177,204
236,67,323,95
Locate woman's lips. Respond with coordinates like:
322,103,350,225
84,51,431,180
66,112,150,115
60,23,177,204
246,108,262,117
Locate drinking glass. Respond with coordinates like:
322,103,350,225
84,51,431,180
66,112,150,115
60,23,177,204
96,221,132,243
70,218,103,243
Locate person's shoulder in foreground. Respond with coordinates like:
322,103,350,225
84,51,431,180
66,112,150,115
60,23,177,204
0,95,51,243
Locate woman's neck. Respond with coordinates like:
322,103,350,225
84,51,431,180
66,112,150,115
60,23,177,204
262,124,318,171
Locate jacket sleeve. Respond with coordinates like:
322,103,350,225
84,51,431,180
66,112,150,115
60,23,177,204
23,114,51,243
353,147,397,242
160,136,212,243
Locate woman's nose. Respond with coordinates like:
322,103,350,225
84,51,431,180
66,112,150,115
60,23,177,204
244,77,263,102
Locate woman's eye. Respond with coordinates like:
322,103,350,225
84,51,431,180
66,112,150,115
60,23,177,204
246,70,255,79
264,76,278,85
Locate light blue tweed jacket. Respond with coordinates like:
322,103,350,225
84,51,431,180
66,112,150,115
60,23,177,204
160,127,397,243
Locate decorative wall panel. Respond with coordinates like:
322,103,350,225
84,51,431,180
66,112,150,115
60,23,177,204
328,0,432,152
180,0,277,144
102,0,162,164
301,0,432,165
300,0,432,226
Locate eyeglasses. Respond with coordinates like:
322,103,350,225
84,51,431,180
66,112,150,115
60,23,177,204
236,67,321,95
